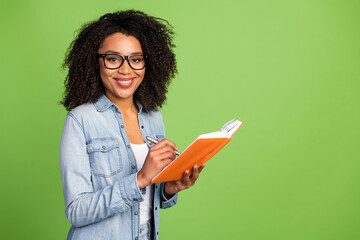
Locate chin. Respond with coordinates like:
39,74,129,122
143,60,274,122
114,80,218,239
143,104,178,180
115,90,136,99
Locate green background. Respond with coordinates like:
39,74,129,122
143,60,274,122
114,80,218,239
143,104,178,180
1,0,359,239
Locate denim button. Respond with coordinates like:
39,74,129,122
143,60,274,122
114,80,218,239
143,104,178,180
133,198,138,201
121,125,124,128
135,237,138,240
102,146,106,150
141,125,144,129
155,207,158,210
132,165,136,169
134,211,138,215
127,145,130,148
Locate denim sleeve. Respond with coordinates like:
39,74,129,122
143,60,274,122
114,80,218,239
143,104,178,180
155,112,178,209
60,114,144,227
159,182,178,209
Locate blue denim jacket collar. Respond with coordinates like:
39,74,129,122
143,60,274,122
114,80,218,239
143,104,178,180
94,94,145,113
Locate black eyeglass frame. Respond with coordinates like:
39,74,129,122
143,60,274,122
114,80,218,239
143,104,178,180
97,53,147,70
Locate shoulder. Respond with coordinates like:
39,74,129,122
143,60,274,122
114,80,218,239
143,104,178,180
64,103,98,128
67,103,97,120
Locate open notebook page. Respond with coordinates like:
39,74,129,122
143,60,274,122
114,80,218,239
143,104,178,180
198,119,243,139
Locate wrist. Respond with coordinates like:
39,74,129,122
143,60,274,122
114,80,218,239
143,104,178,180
164,182,176,198
137,172,150,190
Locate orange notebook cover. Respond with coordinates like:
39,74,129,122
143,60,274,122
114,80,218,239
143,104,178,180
151,119,243,183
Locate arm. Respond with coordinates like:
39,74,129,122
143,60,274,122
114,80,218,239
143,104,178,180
60,114,144,227
150,111,179,208
160,182,178,209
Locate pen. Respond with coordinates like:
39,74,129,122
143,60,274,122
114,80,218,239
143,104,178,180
146,136,181,156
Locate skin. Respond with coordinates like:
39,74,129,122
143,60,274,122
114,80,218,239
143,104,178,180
98,32,205,196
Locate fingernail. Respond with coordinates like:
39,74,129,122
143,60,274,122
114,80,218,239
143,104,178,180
194,165,198,170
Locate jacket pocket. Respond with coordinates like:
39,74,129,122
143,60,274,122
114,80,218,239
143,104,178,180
86,138,122,177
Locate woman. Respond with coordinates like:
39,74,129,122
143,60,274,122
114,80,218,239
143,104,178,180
60,10,205,240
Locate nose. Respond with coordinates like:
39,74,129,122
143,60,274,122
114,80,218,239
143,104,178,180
117,59,132,74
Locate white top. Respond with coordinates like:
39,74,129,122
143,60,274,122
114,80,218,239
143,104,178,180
130,143,153,225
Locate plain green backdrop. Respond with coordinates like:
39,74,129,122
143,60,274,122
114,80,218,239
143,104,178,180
0,0,359,239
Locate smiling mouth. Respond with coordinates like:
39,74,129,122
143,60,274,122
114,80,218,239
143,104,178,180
114,78,134,88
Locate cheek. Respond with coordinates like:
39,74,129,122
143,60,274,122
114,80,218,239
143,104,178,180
138,69,146,81
99,67,112,82
98,60,109,77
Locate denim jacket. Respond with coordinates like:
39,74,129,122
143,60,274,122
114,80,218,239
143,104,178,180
60,95,178,240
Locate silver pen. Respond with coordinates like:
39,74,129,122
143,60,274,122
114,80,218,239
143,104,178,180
146,136,181,156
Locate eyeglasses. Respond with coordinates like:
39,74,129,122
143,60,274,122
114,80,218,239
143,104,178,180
97,53,147,70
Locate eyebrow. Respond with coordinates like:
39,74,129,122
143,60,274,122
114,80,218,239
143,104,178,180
105,50,143,55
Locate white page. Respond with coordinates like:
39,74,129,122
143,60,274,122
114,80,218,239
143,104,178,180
199,119,242,139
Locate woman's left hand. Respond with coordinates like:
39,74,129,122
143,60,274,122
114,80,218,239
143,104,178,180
164,163,206,197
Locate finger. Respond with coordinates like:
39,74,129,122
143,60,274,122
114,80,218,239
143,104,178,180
160,139,178,151
150,153,174,168
198,163,206,173
190,165,199,182
149,144,177,157
149,142,167,151
148,148,177,162
182,170,191,186
154,145,177,156
155,150,176,162
160,158,173,168
152,139,178,151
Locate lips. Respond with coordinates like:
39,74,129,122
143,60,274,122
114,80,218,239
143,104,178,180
114,78,135,88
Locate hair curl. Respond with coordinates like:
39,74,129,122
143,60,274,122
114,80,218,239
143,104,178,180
61,10,177,111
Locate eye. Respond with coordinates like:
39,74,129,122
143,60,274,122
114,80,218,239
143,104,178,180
130,56,144,63
109,58,118,62
105,55,121,62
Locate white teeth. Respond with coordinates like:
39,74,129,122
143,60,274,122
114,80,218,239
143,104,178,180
118,80,132,83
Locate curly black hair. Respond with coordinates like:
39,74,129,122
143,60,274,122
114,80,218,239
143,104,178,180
61,10,177,111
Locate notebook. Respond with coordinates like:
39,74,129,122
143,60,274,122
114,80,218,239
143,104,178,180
151,119,243,183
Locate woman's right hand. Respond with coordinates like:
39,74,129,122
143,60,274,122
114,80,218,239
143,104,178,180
137,139,178,189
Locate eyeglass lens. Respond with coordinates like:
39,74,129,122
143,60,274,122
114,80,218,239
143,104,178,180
104,55,145,70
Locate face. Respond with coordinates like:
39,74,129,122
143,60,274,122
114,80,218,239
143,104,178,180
98,32,145,103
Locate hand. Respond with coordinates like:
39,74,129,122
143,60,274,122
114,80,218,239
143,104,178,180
137,139,178,189
164,163,206,197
